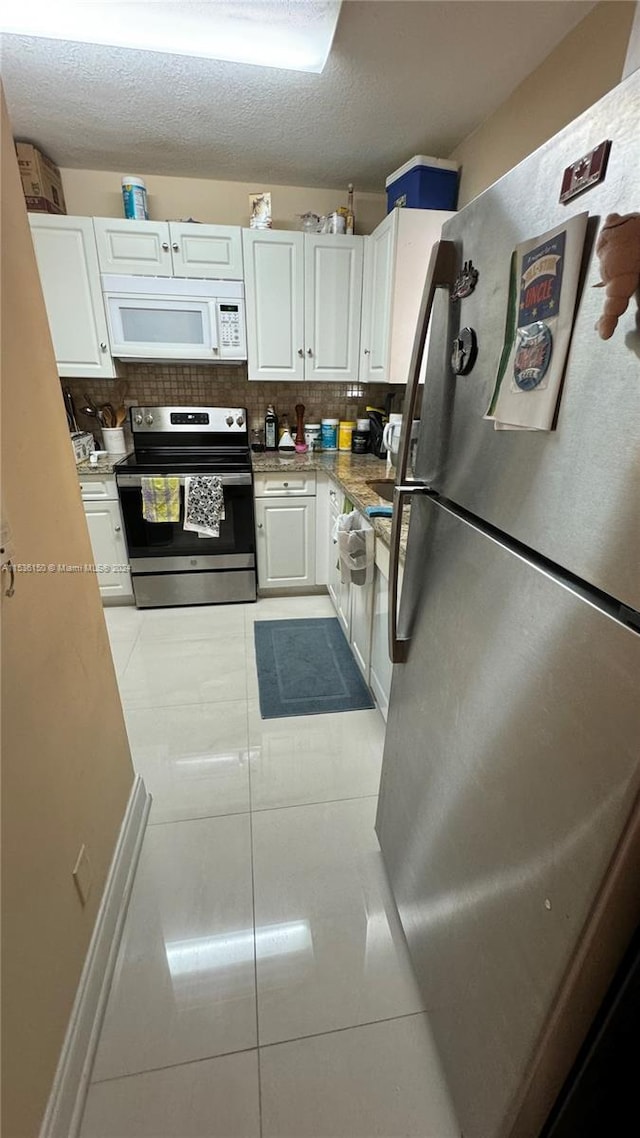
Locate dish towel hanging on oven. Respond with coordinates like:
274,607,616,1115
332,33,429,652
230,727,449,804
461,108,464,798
183,475,225,538
141,476,181,523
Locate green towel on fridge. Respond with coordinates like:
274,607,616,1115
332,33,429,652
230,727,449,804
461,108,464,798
141,477,180,523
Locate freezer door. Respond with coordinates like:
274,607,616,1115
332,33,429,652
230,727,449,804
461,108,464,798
376,495,640,1138
417,70,640,610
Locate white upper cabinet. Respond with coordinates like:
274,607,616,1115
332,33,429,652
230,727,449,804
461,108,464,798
242,230,305,381
304,234,363,383
360,207,454,383
29,214,116,379
94,218,173,276
168,222,243,279
243,229,364,382
93,218,243,279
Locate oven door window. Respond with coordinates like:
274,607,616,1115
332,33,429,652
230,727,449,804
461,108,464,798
119,481,254,560
106,296,217,360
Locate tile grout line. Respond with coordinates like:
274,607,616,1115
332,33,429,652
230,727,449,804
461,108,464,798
144,790,382,828
89,1009,431,1087
244,710,263,1138
246,681,264,1138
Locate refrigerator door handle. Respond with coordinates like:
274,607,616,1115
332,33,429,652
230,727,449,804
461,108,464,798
389,239,457,664
389,483,431,662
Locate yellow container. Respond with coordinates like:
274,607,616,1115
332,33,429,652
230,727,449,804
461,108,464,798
338,420,356,451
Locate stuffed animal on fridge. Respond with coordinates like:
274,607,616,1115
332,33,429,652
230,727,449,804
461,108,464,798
594,212,640,339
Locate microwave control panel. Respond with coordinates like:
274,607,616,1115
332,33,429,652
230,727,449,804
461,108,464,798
217,301,246,358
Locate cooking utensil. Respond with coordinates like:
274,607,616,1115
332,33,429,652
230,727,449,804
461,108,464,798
63,388,79,432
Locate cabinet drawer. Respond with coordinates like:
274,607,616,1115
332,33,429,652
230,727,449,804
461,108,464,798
79,477,117,500
254,473,316,497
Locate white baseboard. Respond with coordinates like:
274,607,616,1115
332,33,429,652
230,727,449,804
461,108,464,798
39,774,151,1138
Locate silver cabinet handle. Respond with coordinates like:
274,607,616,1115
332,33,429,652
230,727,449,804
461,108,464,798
363,348,370,355
100,342,107,351
388,239,457,665
3,559,15,598
172,242,179,251
114,525,121,532
283,482,289,488
257,522,263,529
161,242,169,251
298,349,304,357
307,348,313,356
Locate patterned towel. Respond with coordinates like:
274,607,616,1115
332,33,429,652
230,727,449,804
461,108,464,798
141,477,180,523
183,475,225,538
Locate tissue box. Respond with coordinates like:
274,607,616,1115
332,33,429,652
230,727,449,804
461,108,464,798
71,432,95,465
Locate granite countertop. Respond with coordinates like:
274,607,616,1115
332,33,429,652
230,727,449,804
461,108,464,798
76,454,122,476
76,448,409,560
251,450,409,560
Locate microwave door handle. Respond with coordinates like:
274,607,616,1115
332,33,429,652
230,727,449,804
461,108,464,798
210,301,220,357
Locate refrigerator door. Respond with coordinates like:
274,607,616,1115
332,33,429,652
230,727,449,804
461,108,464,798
417,70,640,610
376,495,640,1138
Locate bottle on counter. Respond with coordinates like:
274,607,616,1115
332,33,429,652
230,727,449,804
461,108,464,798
321,418,339,451
351,418,370,454
346,183,355,236
265,404,278,451
338,420,356,451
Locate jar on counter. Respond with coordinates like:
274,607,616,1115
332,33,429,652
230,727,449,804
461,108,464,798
338,420,356,451
351,419,370,454
321,418,339,451
304,423,321,450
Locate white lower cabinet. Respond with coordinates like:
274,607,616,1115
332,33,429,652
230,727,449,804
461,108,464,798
79,477,133,603
350,568,373,680
326,478,374,684
255,496,316,589
369,542,403,721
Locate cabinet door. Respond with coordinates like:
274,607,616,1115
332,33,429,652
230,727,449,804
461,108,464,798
242,230,304,381
327,498,341,610
169,222,243,279
360,211,396,382
94,218,172,276
29,215,116,379
369,563,392,720
350,573,373,682
255,497,316,589
84,500,133,600
304,235,363,381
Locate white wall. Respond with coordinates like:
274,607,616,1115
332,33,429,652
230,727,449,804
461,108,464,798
623,1,640,74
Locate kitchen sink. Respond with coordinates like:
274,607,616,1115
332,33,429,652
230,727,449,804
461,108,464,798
366,479,395,503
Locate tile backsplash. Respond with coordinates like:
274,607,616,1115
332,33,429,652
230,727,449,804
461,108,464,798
65,364,405,442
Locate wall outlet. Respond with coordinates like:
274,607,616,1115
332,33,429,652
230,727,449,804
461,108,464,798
72,844,93,906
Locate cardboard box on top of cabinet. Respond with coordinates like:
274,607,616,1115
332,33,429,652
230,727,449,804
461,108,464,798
15,142,67,214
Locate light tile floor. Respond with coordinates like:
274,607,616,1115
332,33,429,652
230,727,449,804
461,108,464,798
80,596,459,1138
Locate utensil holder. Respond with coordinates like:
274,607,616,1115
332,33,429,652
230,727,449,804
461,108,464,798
101,427,127,455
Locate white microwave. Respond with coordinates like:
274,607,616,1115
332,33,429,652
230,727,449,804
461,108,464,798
102,275,247,362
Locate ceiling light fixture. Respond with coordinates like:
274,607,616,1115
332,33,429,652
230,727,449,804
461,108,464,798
1,0,342,74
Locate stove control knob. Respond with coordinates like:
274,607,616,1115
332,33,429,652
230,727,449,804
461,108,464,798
145,414,154,426
134,413,143,425
236,415,244,427
226,416,234,427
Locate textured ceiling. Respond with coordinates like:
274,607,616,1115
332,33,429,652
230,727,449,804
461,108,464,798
1,1,595,192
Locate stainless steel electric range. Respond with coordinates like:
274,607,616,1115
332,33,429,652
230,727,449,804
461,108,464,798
115,406,256,608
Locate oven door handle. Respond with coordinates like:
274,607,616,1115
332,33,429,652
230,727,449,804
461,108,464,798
116,472,252,488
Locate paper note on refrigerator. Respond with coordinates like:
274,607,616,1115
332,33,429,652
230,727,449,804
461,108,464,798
486,212,588,431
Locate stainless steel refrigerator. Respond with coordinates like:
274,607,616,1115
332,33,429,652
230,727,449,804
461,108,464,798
376,71,640,1138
